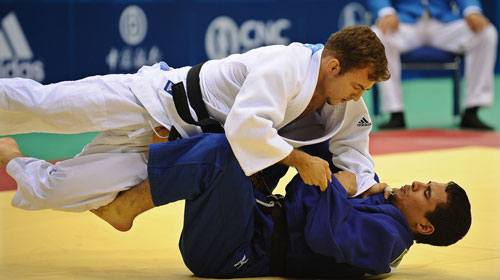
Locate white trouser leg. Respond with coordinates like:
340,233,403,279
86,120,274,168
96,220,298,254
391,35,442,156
373,23,424,113
9,153,147,212
426,19,497,109
8,129,152,212
1,73,172,212
0,74,149,135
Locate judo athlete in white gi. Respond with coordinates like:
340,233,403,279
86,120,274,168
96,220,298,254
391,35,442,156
0,25,390,212
85,133,470,278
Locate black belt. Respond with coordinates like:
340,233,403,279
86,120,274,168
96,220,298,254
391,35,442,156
170,64,289,275
257,194,289,276
168,62,224,141
167,62,288,193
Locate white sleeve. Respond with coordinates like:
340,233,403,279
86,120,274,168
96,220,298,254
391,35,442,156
463,6,482,17
378,7,397,18
326,101,377,196
224,49,300,175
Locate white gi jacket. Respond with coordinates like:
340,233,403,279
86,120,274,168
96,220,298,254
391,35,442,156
133,43,376,195
2,42,375,212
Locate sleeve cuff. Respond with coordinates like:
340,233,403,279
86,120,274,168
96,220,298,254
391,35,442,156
378,7,397,19
353,177,378,197
463,6,482,17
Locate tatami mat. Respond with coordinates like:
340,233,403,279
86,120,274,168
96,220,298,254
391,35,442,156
1,146,499,280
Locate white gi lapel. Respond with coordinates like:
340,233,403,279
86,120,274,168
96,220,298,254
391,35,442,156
130,64,202,138
130,76,169,126
277,48,323,130
280,103,347,147
157,89,202,138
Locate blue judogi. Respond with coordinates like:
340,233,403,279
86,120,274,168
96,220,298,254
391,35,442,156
147,134,414,278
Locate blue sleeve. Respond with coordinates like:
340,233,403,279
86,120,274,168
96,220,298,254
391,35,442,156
366,0,393,19
301,176,407,274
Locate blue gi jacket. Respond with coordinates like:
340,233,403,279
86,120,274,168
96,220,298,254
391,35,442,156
367,0,483,23
280,175,413,276
148,133,414,278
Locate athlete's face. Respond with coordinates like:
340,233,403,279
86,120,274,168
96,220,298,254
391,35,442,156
390,181,449,235
319,64,375,106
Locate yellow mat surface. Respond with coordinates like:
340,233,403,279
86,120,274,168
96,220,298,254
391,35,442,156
1,146,499,280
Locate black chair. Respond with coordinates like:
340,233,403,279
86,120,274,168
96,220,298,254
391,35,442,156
372,46,463,116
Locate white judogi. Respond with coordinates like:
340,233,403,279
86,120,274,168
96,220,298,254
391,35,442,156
1,43,376,212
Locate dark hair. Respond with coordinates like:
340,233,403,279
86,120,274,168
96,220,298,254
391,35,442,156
323,25,391,82
414,182,472,246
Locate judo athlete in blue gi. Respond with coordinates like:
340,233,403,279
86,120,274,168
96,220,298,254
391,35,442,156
91,133,472,278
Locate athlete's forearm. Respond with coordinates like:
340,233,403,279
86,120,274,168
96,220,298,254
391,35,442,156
280,148,332,191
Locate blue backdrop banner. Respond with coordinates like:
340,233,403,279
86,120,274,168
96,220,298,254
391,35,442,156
0,0,497,84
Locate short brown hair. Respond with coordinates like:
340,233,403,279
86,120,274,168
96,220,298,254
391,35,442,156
324,25,390,82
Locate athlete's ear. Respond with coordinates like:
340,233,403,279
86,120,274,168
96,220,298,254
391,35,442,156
327,58,341,76
417,222,435,235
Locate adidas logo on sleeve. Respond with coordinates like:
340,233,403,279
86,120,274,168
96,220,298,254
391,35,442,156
357,117,372,127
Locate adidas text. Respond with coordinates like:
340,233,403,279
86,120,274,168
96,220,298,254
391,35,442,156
0,12,45,81
0,59,45,81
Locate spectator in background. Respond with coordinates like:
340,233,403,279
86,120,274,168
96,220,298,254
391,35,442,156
368,0,497,130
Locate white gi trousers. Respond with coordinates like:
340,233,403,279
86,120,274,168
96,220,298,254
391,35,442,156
373,18,498,113
1,75,156,212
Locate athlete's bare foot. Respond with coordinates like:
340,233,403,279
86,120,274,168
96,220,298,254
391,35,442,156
90,192,134,232
90,179,155,232
0,137,25,167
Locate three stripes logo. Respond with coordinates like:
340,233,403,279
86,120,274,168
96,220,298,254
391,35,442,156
357,117,372,127
0,12,45,81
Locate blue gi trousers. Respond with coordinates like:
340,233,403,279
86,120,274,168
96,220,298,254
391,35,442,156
147,134,268,277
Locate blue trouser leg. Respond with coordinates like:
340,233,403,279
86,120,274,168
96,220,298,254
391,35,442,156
147,134,265,277
147,133,246,206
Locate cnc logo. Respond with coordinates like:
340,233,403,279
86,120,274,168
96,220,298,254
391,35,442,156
338,2,371,29
0,12,45,81
106,5,162,73
205,16,291,60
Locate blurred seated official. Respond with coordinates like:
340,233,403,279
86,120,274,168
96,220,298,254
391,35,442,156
368,0,498,130
84,133,471,278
